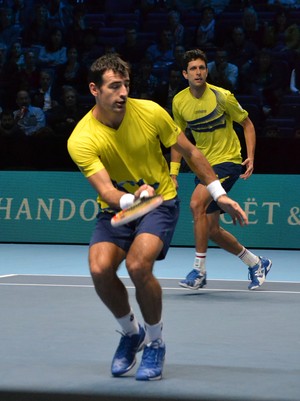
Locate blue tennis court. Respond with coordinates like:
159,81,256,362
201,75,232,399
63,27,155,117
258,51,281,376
0,244,300,401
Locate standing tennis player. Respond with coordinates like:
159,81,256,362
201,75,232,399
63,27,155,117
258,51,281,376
67,53,248,381
171,49,272,291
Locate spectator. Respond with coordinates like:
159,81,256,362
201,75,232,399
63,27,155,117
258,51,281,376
224,25,258,71
0,6,22,48
156,67,186,116
79,28,104,70
38,26,67,69
145,28,175,82
55,46,88,94
4,40,24,70
18,49,41,93
0,107,31,169
31,69,60,112
261,22,280,52
117,26,149,73
0,108,24,137
171,44,187,88
172,44,185,69
194,6,218,51
242,5,263,46
10,0,34,30
155,67,187,163
46,0,74,33
266,23,300,69
22,3,52,47
241,48,287,116
47,86,87,137
271,8,293,47
130,57,160,100
207,48,239,92
13,90,46,136
65,3,87,48
2,41,25,107
284,23,300,54
167,9,185,46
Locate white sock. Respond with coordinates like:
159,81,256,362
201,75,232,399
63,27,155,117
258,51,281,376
116,308,140,336
194,252,206,273
144,320,163,343
237,247,259,267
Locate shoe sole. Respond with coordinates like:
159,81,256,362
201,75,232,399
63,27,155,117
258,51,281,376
248,260,272,290
112,359,137,377
136,372,163,381
178,279,207,290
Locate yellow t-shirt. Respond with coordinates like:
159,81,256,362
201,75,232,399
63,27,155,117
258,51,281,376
172,83,248,166
68,98,180,210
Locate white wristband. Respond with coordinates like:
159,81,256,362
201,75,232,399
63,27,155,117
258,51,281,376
140,190,149,199
206,180,227,202
119,193,135,209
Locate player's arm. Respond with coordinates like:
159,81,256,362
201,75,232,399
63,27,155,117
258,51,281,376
240,116,256,180
170,145,183,189
87,169,155,210
169,103,185,186
173,131,219,185
173,131,248,226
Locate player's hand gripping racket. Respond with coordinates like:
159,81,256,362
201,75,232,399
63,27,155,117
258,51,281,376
111,194,163,227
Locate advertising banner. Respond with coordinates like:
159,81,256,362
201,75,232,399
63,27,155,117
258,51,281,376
0,172,299,249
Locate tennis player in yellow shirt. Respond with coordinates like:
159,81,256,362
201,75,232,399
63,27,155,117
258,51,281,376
171,49,272,292
68,53,247,381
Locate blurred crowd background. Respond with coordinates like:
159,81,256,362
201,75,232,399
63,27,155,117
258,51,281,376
0,0,299,172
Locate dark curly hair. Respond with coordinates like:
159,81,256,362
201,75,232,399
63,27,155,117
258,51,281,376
182,49,208,71
88,53,131,87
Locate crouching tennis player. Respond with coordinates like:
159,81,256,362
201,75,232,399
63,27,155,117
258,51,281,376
67,53,248,381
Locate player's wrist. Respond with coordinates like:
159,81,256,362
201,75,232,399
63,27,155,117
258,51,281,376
206,180,227,202
170,162,181,176
119,193,135,209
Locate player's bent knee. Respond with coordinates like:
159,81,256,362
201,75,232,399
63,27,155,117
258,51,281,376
190,199,206,214
89,258,111,277
126,260,152,282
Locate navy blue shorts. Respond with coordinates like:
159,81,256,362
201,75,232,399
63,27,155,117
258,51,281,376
90,197,180,260
194,162,242,214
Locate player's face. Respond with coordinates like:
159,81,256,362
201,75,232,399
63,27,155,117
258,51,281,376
183,59,208,89
91,70,130,115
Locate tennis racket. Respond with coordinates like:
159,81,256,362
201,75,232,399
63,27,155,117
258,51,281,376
111,195,163,227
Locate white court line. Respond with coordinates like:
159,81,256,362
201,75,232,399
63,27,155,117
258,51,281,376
0,273,300,284
0,282,299,295
0,283,93,288
2,273,300,284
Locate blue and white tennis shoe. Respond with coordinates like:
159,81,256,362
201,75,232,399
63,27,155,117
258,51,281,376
179,269,207,289
111,324,145,376
136,339,166,381
248,257,272,290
